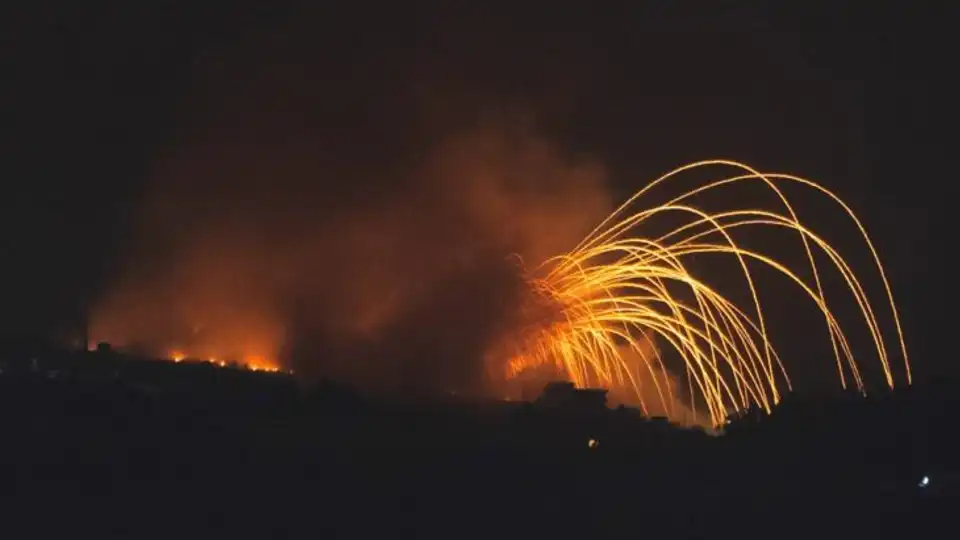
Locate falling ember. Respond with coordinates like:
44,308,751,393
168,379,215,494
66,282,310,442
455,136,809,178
501,160,911,428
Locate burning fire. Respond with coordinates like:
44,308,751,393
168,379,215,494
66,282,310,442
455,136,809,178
165,350,282,373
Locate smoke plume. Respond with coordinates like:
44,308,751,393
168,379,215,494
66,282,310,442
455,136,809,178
91,100,618,397
89,24,696,416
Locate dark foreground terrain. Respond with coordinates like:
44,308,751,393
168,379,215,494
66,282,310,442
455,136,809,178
0,350,953,538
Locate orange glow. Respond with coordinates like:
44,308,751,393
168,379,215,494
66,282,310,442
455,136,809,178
89,120,610,401
160,351,281,372
243,355,279,372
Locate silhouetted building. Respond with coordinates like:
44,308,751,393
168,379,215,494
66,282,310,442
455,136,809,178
535,381,608,412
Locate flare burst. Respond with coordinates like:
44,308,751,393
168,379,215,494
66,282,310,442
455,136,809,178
503,160,910,427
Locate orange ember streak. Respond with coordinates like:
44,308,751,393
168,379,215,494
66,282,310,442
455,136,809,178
500,160,911,428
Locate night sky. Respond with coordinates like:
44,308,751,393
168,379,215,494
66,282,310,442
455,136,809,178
4,2,956,385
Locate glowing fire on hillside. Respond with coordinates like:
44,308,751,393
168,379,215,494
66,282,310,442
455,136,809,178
166,350,283,372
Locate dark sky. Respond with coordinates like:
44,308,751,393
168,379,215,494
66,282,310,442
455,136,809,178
3,2,956,385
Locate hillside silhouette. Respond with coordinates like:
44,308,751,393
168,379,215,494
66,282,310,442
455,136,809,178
0,344,951,537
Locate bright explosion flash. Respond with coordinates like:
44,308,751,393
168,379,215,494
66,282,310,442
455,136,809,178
501,160,910,427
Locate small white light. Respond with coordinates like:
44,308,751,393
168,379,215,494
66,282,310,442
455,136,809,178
918,475,930,488
588,438,598,449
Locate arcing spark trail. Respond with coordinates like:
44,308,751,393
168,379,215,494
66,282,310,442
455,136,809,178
501,160,910,427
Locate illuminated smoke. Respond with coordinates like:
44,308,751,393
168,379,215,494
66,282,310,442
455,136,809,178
89,117,910,427
90,15,911,419
86,4,699,405
91,108,642,396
